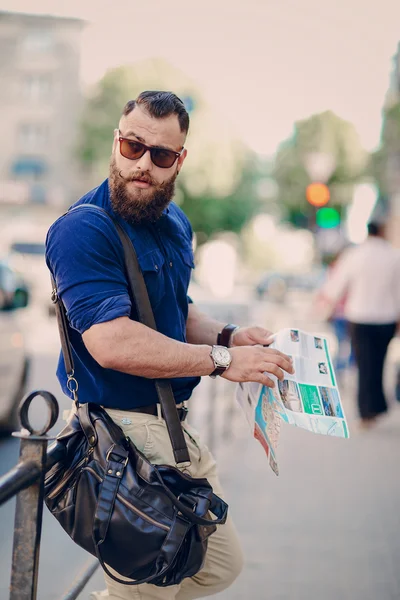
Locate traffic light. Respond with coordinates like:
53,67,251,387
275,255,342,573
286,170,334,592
306,183,330,207
316,207,340,229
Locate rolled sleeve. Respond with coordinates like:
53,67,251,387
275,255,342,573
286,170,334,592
46,207,131,334
71,293,131,334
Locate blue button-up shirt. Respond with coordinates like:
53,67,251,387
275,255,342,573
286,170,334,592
45,179,201,409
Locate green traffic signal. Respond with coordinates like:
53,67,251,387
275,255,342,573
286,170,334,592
316,207,340,229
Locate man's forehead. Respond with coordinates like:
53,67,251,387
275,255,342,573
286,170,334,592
119,107,185,148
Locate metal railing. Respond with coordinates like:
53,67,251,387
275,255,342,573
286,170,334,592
0,390,99,600
0,374,243,598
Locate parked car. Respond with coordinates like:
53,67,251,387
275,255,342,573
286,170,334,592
255,272,289,302
7,240,54,316
0,259,30,310
0,261,30,434
255,267,327,302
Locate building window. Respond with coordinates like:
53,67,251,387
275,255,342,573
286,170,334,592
22,74,53,101
11,156,48,183
18,123,49,152
21,30,53,53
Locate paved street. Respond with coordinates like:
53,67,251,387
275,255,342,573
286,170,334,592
1,292,400,599
208,385,400,600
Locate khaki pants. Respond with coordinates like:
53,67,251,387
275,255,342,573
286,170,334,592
89,407,243,600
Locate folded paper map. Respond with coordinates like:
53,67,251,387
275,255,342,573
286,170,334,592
237,328,350,475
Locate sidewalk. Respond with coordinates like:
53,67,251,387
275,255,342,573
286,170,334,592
80,372,400,600
198,371,400,600
78,295,400,599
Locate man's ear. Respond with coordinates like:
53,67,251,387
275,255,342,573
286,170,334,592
177,148,187,174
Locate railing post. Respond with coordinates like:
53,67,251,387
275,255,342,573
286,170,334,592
9,390,59,600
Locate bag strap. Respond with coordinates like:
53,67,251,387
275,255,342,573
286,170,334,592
95,505,190,586
91,448,189,585
92,448,227,586
51,275,74,377
51,204,190,466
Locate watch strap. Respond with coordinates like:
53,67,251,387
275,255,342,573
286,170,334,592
210,365,226,379
217,324,239,347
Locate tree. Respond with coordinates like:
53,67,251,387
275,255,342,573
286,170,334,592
272,111,368,224
179,156,262,237
77,58,260,240
371,101,400,196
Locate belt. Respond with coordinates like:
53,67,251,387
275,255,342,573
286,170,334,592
122,403,188,422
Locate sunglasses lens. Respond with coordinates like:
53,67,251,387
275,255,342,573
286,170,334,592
120,139,146,160
119,136,179,168
151,148,177,168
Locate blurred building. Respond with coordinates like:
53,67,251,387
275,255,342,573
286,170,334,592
382,42,400,246
0,10,84,207
385,43,400,108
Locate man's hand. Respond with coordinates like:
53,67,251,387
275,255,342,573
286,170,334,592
231,326,275,348
222,346,294,388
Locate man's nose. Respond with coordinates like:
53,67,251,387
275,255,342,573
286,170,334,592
135,149,153,172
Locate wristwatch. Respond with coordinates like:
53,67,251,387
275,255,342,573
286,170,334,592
209,345,232,379
217,324,240,348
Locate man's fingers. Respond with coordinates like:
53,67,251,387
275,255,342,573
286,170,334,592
279,357,295,374
264,363,285,381
263,347,292,361
260,349,294,374
256,373,275,388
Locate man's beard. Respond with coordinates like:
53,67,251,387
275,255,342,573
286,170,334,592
109,156,177,224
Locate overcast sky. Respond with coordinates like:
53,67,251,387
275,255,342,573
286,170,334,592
5,0,400,155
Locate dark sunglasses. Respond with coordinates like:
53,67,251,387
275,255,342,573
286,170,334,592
118,132,183,169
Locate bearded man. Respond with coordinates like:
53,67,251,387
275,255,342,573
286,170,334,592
46,91,294,600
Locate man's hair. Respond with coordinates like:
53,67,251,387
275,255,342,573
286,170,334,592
367,221,381,236
122,91,189,134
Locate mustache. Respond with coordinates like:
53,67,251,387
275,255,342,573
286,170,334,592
118,170,156,185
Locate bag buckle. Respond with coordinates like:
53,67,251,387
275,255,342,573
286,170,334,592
180,402,188,422
105,447,129,478
106,446,129,467
178,493,197,512
176,460,191,470
66,373,79,402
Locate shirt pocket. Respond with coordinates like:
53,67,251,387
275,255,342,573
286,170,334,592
181,248,195,270
179,248,195,292
138,249,166,310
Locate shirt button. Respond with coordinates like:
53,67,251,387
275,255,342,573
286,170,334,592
169,261,173,267
154,265,158,271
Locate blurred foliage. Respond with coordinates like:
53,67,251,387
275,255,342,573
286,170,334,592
370,101,400,195
179,156,262,237
77,58,261,241
272,111,368,224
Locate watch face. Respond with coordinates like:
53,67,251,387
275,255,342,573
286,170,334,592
213,346,231,367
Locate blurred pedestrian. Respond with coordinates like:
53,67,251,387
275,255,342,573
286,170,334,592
315,247,354,377
46,91,294,599
321,221,400,428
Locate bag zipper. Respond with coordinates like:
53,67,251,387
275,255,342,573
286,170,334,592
47,451,92,500
85,466,170,532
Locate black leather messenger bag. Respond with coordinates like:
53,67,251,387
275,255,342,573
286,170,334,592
44,205,228,586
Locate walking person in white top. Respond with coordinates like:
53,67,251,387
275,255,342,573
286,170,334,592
321,221,400,427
